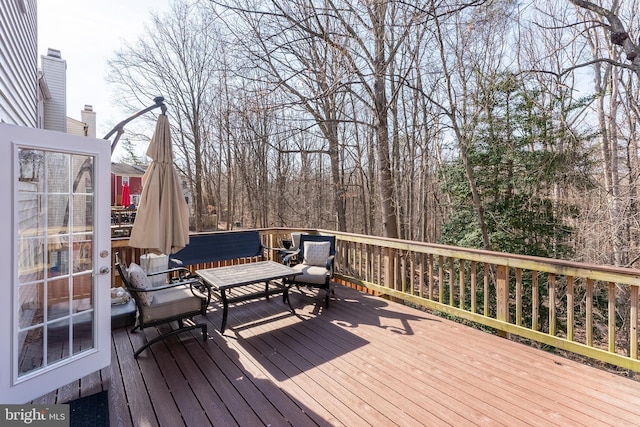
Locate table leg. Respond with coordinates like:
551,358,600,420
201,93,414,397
283,279,295,313
220,290,229,333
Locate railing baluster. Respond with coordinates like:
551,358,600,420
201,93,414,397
567,276,574,341
400,251,406,294
358,242,363,279
483,263,489,316
459,259,465,310
428,254,434,301
586,278,593,346
375,246,384,285
631,286,638,359
532,271,539,331
549,274,556,336
438,255,444,303
470,261,477,313
410,251,416,296
448,257,455,306
384,247,389,289
418,252,424,298
393,249,399,292
516,268,522,327
609,282,616,353
366,244,371,284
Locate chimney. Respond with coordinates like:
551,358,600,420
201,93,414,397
41,48,67,132
81,105,96,138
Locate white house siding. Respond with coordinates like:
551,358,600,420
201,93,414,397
66,116,87,136
0,0,37,127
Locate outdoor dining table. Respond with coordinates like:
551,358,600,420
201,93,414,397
196,260,302,333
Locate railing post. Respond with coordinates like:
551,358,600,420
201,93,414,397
384,246,392,291
532,272,539,331
496,265,509,338
631,285,638,359
586,278,593,346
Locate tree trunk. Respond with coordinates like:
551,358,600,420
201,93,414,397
372,0,399,238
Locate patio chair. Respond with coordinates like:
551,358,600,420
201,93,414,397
282,235,336,308
114,252,211,358
280,232,307,264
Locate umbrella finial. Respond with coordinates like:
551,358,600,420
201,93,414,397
154,96,167,115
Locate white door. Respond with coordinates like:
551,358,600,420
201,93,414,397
0,124,111,403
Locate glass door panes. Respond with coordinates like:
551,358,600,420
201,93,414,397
16,149,96,377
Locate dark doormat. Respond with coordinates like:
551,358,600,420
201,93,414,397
68,390,109,427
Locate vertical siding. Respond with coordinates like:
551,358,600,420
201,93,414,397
41,53,66,132
0,0,37,126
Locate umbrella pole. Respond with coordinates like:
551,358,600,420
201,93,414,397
104,96,167,155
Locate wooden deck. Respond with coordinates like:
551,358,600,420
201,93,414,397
33,284,640,426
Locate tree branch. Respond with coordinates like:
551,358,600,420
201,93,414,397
568,0,640,75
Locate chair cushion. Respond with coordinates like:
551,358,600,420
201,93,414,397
127,262,154,306
139,286,203,324
303,241,331,267
292,264,329,285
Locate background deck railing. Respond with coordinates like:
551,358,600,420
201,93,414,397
111,227,640,372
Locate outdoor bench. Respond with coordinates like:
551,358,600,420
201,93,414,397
169,230,265,268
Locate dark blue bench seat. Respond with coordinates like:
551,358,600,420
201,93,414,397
169,230,265,268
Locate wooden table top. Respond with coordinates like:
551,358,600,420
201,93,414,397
196,261,301,291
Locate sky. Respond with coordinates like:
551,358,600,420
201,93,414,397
37,0,172,151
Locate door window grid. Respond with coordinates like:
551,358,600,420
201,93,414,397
16,148,95,378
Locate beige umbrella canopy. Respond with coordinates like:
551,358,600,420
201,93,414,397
129,114,189,254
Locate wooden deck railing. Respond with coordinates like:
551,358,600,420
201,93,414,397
111,228,640,372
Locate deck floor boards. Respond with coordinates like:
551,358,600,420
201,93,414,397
35,284,640,426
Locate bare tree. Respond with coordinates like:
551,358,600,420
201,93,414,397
213,0,456,237
107,0,223,231
562,0,640,266
210,0,351,231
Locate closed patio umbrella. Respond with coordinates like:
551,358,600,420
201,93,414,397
121,182,130,207
129,114,189,254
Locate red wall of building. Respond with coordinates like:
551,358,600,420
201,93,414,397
111,174,143,206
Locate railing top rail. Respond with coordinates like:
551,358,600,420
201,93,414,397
316,229,640,286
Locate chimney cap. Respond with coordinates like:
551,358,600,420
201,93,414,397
84,105,93,111
47,48,61,58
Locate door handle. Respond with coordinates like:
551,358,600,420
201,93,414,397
99,266,111,275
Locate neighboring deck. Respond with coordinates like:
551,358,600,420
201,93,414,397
34,284,640,426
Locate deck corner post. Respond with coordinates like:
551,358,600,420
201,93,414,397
384,247,392,292
496,265,510,338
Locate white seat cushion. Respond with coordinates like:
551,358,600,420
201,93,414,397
139,286,202,324
127,262,154,306
292,264,329,285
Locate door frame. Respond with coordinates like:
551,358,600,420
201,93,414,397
0,124,111,403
